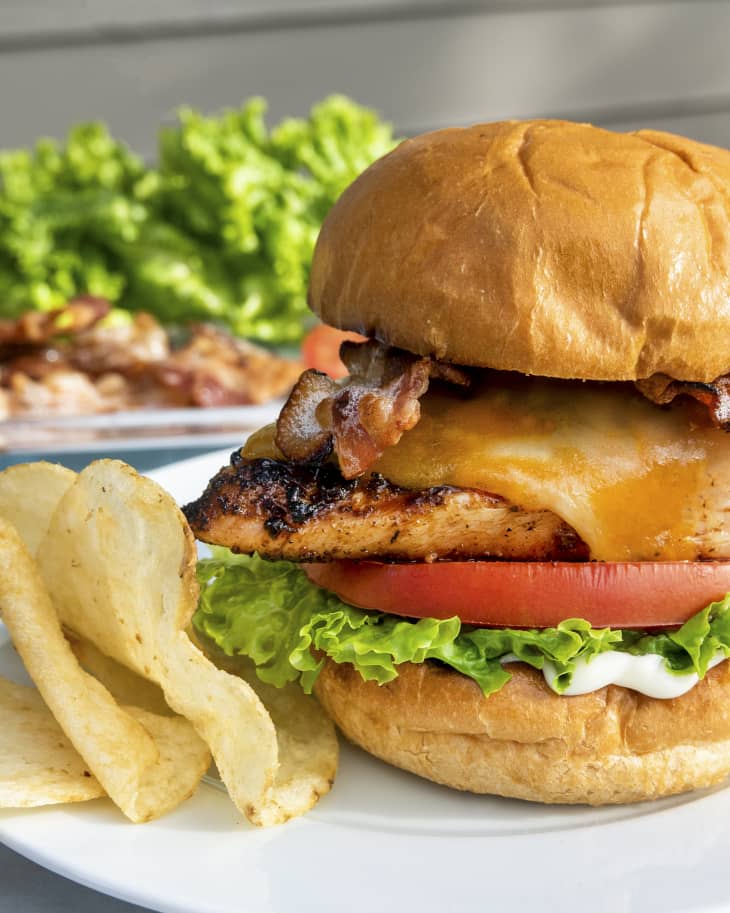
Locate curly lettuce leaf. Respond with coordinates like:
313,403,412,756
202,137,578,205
0,96,396,341
157,95,397,342
270,94,397,214
194,552,730,698
0,123,151,316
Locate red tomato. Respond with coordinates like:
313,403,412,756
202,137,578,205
303,560,730,628
301,324,367,378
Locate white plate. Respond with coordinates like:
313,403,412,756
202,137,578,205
1,449,730,913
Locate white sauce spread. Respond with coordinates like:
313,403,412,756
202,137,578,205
502,651,728,698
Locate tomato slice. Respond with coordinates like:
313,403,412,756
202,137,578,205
301,324,367,379
304,560,730,628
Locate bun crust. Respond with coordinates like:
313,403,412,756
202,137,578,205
314,658,730,804
310,120,730,382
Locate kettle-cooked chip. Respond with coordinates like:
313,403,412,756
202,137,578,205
0,462,75,555
0,519,210,823
196,643,338,820
0,675,104,807
39,460,335,825
68,635,174,717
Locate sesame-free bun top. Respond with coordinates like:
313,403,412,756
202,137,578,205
309,120,730,382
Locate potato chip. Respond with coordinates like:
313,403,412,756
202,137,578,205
68,635,173,717
0,462,75,556
0,463,178,720
0,675,103,807
0,519,210,823
254,680,337,823
39,460,335,825
197,643,338,821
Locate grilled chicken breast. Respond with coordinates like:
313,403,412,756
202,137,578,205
183,452,589,562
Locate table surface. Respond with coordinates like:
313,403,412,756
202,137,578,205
0,845,150,913
0,444,213,913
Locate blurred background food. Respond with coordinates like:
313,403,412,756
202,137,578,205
0,299,304,418
0,96,395,345
0,0,727,455
0,93,394,445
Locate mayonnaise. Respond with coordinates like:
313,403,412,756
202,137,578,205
501,651,728,699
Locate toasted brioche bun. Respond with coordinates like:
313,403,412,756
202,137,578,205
314,658,730,804
310,120,730,382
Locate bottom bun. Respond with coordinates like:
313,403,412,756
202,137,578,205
314,658,730,804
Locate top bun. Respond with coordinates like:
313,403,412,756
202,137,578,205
309,120,730,382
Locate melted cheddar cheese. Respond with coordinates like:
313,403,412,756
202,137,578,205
372,377,729,561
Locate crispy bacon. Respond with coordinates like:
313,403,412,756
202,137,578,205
275,370,338,462
155,324,302,407
0,303,301,417
636,374,730,428
69,312,170,375
275,339,470,478
0,296,110,350
4,369,130,416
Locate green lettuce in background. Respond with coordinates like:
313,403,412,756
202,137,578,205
194,550,730,697
0,96,397,343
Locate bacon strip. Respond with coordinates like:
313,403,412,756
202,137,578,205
0,303,301,417
274,370,338,463
275,339,469,478
636,374,730,428
0,296,110,350
155,324,302,407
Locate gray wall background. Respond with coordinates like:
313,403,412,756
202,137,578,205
0,0,729,154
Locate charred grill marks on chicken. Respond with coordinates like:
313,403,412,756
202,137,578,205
183,453,590,563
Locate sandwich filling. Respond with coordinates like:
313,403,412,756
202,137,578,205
184,339,730,700
192,550,730,699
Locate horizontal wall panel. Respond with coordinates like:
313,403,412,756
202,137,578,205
0,1,690,42
0,2,728,157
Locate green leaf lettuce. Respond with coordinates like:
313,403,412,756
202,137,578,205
0,96,397,342
194,551,730,697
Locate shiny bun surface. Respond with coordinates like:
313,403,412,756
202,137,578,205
310,120,730,381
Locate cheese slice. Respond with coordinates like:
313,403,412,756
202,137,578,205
372,376,730,561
